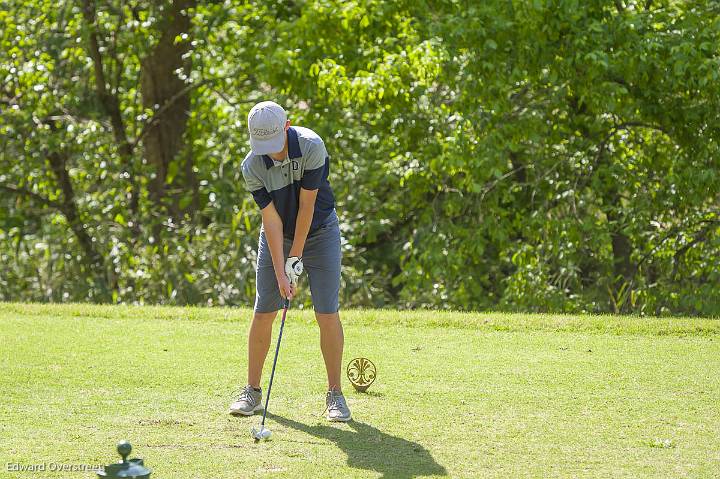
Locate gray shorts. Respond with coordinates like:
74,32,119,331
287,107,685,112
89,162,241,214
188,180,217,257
255,210,341,314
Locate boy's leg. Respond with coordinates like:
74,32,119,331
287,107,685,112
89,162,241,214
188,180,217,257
230,309,278,415
303,213,351,421
303,216,342,391
248,310,279,388
314,311,344,391
230,230,288,416
248,230,290,386
314,311,351,421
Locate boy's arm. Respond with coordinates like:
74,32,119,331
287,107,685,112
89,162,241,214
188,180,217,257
289,188,318,258
260,202,290,284
241,160,294,298
289,140,327,257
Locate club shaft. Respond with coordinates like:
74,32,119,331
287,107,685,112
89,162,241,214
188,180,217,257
260,298,289,427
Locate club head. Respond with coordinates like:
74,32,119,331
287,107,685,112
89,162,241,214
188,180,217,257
251,425,272,442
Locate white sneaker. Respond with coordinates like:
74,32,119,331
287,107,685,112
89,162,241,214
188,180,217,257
325,389,352,422
229,385,263,416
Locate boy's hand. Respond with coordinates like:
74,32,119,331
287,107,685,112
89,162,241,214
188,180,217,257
276,274,296,300
285,256,304,286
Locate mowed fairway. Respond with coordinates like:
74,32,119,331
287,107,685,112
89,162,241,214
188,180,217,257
1,303,719,478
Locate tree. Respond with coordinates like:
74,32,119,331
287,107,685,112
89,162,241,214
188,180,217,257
1,0,718,315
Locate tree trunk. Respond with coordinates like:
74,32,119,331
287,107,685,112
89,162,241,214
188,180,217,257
605,203,634,283
46,150,109,299
81,0,140,227
605,204,635,313
140,0,197,220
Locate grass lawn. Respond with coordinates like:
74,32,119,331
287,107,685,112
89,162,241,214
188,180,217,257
1,303,719,478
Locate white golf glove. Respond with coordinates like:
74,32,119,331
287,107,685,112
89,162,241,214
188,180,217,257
285,256,304,286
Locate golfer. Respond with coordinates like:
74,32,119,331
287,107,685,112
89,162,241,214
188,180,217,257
229,101,351,422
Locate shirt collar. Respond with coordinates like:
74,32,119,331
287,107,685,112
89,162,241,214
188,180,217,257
287,127,301,159
262,127,302,169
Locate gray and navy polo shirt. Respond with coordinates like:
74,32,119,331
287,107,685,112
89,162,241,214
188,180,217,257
241,126,336,239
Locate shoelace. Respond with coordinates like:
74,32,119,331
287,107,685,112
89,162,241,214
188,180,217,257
230,385,256,405
322,390,346,416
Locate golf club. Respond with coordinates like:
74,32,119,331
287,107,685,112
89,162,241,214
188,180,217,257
251,297,290,442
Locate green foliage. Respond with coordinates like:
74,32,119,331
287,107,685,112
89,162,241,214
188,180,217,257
1,0,719,315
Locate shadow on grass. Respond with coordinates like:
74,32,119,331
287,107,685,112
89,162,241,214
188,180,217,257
266,412,447,478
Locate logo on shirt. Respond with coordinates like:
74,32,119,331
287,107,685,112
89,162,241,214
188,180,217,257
292,160,299,171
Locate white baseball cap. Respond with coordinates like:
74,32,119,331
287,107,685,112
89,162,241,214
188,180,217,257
247,101,287,155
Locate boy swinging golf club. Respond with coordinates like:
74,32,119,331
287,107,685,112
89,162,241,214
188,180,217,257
230,101,351,430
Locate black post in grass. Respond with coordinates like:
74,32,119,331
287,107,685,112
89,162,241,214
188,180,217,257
96,441,151,478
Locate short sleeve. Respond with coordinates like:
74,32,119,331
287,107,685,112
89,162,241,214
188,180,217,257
301,141,328,190
242,162,272,209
